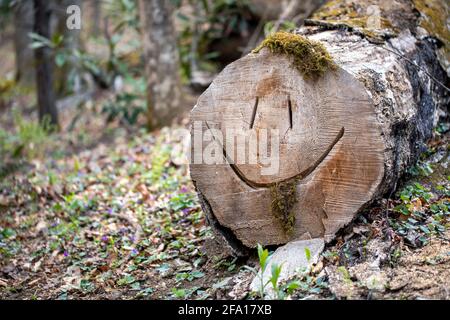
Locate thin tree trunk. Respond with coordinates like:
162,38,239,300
91,0,101,36
34,0,58,127
53,0,82,97
13,0,35,86
138,0,183,130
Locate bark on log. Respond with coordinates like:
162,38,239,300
190,0,449,255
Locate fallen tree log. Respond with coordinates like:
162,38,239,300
190,0,449,256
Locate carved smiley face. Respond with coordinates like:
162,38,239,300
225,89,344,188
191,48,385,247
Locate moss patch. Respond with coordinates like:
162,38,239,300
252,31,336,78
413,0,449,42
270,180,298,235
312,0,358,21
412,0,450,73
309,0,398,43
311,0,394,29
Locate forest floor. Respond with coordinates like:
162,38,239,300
0,101,449,300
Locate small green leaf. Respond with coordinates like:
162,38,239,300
270,263,282,289
1,228,16,239
130,282,141,290
117,274,135,286
55,53,66,67
80,279,95,292
286,280,300,293
257,244,269,272
419,225,431,234
304,247,311,262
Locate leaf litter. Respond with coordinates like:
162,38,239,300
0,103,449,300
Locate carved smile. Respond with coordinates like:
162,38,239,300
205,121,345,189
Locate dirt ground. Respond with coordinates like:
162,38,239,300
0,100,448,300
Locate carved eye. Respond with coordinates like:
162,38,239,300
288,96,293,129
249,97,258,129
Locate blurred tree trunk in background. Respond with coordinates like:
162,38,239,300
13,0,35,86
53,0,82,97
80,0,101,39
138,0,183,130
249,0,325,22
34,0,58,126
90,0,101,37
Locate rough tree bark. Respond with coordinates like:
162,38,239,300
190,0,449,256
34,0,58,126
138,0,183,130
13,0,35,86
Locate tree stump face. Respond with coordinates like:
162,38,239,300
190,49,385,247
214,67,345,187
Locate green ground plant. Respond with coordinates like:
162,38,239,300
0,110,54,162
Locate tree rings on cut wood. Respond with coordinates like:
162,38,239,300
190,48,384,249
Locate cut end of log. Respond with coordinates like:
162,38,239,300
189,0,448,258
190,46,385,249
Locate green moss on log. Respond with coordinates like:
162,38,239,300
270,180,298,235
310,0,398,43
311,0,359,21
412,0,449,73
413,0,449,42
252,31,336,78
311,0,395,29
